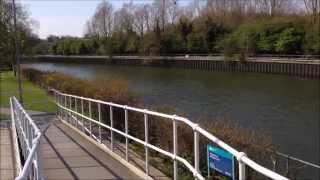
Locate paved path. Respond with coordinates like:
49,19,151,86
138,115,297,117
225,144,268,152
0,122,15,180
40,119,142,180
1,113,168,179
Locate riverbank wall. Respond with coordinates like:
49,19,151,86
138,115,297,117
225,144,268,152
22,55,320,78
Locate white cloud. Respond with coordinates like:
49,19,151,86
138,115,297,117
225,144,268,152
37,16,86,39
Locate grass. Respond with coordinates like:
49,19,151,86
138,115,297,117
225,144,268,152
0,71,56,113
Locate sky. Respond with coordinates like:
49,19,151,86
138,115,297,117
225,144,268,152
21,0,191,39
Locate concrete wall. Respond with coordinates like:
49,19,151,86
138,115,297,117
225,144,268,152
22,56,320,78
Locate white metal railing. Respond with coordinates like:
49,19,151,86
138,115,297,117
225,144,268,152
10,97,43,180
51,89,289,180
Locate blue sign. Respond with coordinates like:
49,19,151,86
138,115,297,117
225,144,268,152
207,145,234,179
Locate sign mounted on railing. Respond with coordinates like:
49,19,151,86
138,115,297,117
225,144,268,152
207,145,235,179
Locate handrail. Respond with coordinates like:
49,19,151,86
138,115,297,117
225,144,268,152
51,89,289,180
10,97,43,180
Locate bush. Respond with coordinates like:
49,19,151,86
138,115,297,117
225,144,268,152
187,32,208,53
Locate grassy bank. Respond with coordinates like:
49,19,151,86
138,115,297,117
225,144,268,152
0,71,56,112
22,68,277,179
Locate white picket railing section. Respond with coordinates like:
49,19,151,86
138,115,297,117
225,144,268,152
51,89,289,180
10,97,43,180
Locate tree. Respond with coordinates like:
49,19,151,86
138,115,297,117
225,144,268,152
0,0,35,71
86,0,113,38
275,27,304,54
187,32,208,53
303,0,320,22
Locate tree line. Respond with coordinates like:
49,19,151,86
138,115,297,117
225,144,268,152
38,0,319,58
1,0,319,64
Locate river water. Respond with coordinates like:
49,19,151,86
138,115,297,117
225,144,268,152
24,62,319,177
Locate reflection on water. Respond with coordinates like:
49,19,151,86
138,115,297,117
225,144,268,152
24,62,319,178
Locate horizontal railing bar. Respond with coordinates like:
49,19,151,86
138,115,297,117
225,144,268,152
50,89,195,128
53,89,288,180
13,97,41,135
11,97,43,180
15,135,41,180
276,151,320,169
56,102,205,180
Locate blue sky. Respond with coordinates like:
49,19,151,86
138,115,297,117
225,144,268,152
21,0,191,39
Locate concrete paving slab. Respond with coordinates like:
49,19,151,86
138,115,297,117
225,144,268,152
43,168,74,179
40,120,142,179
43,158,66,169
0,169,14,180
0,126,15,179
71,166,122,179
63,156,100,167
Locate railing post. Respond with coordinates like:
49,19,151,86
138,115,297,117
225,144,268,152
173,115,178,180
81,98,84,132
237,152,246,180
55,92,58,117
194,124,200,178
89,101,92,137
69,96,72,124
35,140,44,180
109,106,114,151
64,95,67,121
75,98,78,129
144,110,149,175
98,102,102,143
56,93,60,118
286,156,290,177
125,106,129,161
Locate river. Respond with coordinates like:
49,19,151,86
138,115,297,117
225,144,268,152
24,62,319,178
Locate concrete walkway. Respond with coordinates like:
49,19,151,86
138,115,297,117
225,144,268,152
1,112,168,179
0,122,15,180
41,119,142,180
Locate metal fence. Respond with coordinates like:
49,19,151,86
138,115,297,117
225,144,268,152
51,89,288,180
10,97,43,180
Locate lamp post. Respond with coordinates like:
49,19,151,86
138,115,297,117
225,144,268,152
12,0,23,105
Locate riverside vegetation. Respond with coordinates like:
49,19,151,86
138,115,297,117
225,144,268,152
22,68,279,179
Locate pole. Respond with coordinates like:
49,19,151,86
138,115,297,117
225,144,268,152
12,0,23,105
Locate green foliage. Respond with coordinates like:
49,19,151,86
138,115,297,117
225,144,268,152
160,29,185,54
205,22,228,53
187,32,208,53
36,13,317,56
254,19,306,54
48,37,99,55
303,22,320,54
219,23,257,60
220,18,309,57
275,27,304,54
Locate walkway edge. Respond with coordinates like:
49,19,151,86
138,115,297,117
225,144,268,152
58,117,153,180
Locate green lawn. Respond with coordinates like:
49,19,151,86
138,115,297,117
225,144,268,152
0,71,56,113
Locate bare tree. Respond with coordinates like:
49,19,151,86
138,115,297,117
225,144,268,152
304,0,320,17
167,0,179,24
134,5,146,36
86,0,113,38
255,0,292,16
114,2,134,34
